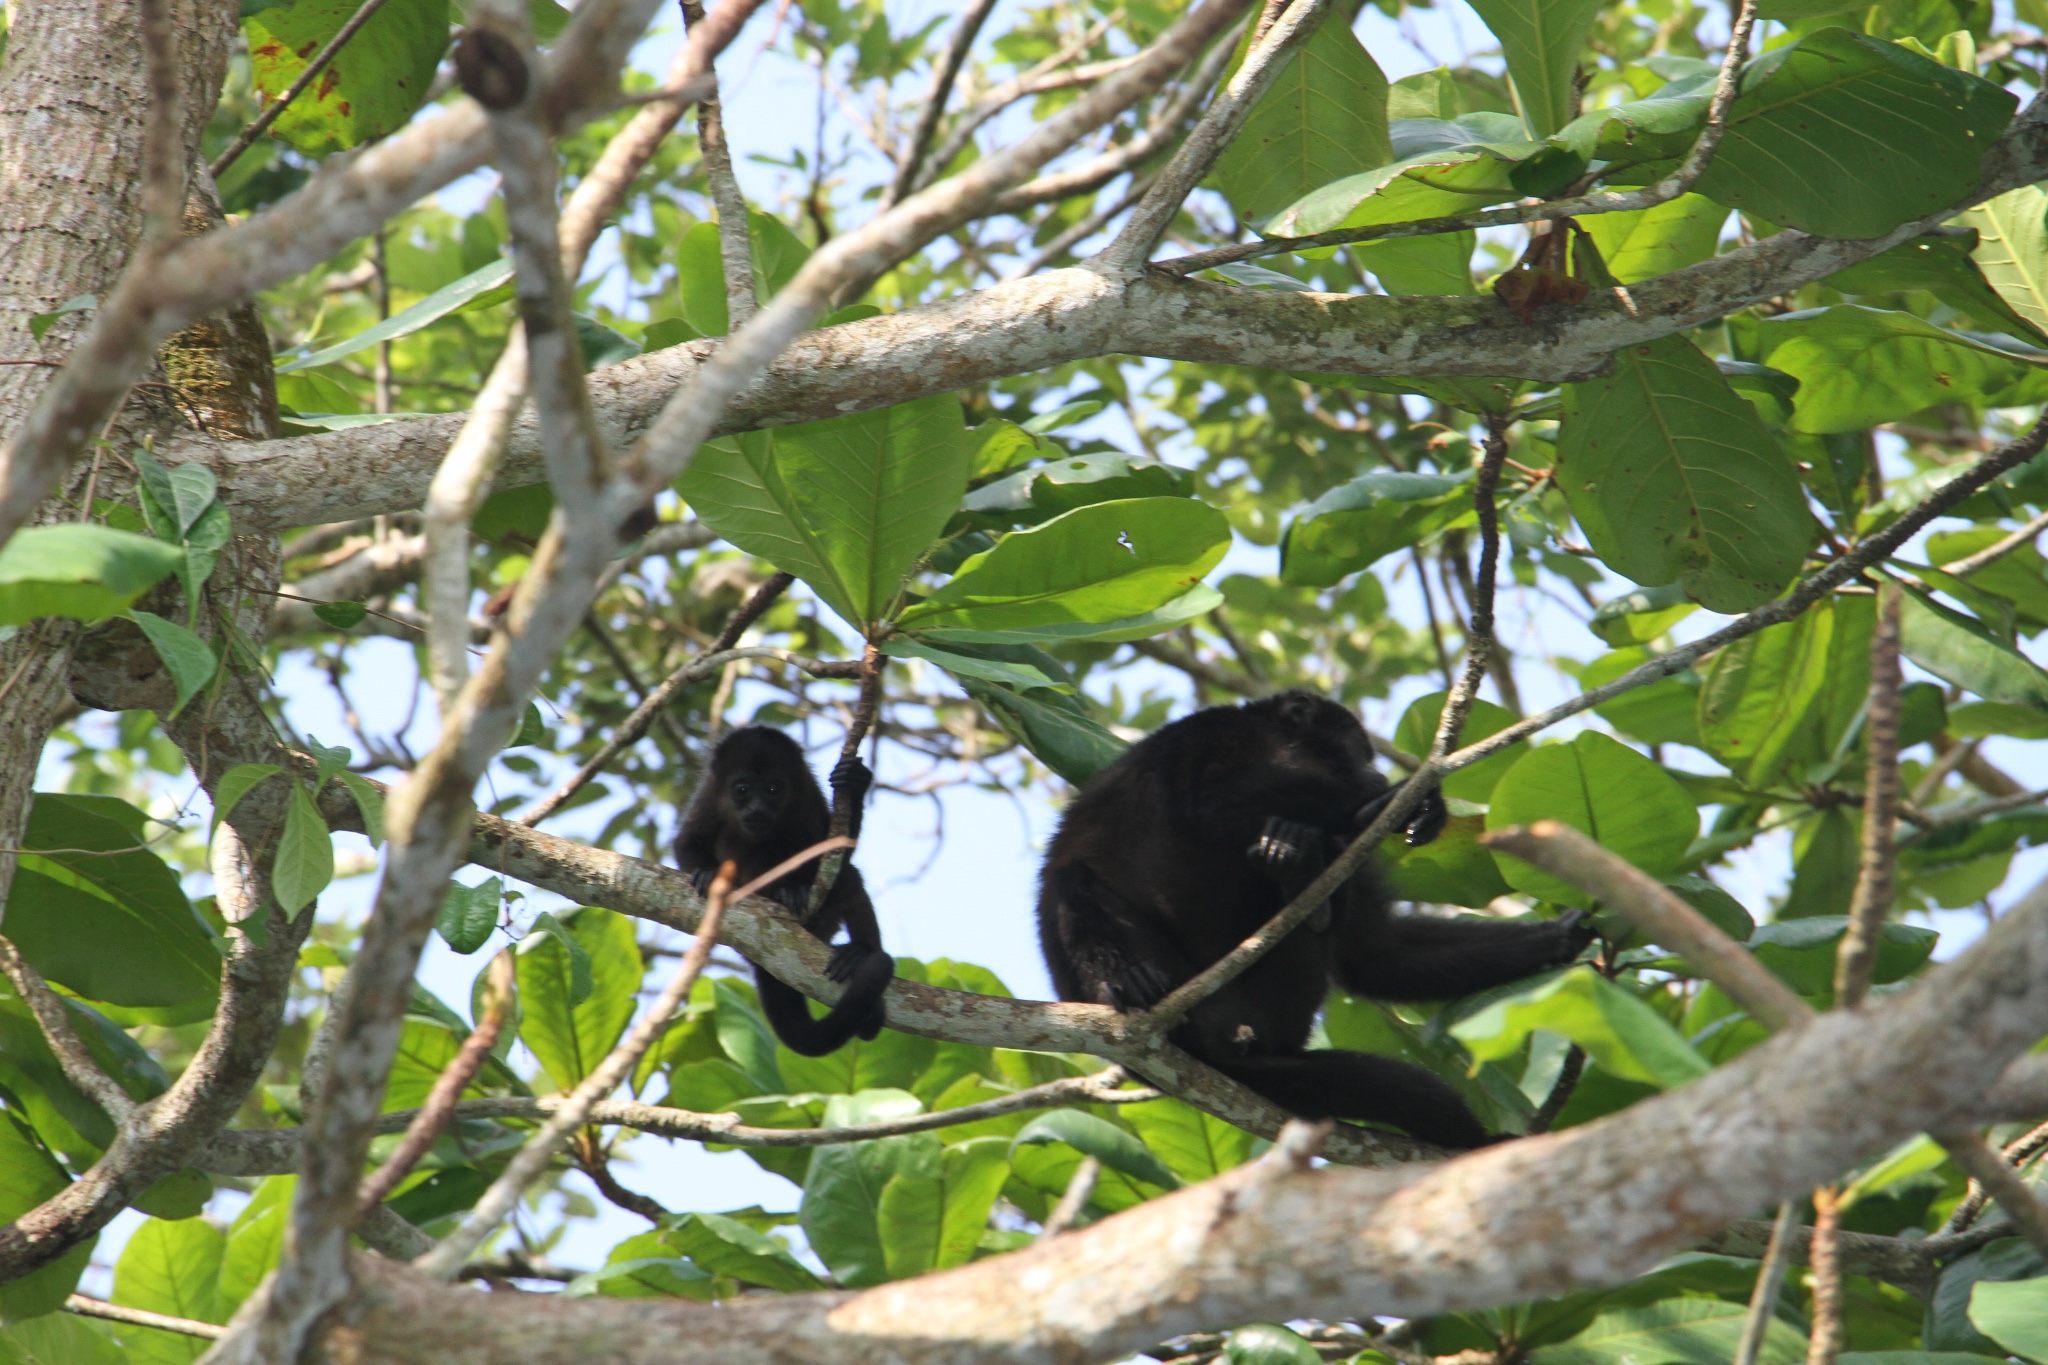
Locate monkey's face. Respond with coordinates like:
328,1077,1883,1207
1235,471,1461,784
722,767,793,838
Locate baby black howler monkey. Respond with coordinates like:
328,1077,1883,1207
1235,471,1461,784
675,727,895,1056
1037,690,1594,1149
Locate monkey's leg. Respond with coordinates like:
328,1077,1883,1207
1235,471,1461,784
1213,1051,1497,1150
1046,864,1198,1010
1332,909,1595,1003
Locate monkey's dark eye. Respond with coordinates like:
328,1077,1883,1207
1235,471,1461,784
733,782,750,796
765,783,781,796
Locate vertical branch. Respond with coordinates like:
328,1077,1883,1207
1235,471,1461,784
811,640,884,913
415,861,736,1278
1425,413,1512,761
372,231,394,415
135,0,186,250
1806,1187,1845,1365
1834,584,1902,1008
883,0,1000,208
682,0,758,329
1734,1202,1798,1365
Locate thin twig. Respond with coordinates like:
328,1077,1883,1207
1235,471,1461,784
354,950,514,1214
0,935,134,1120
415,858,737,1278
682,0,759,328
1100,0,1333,270
811,640,886,913
1942,1117,2048,1234
1935,1129,2048,1257
67,1294,225,1340
1807,1185,1844,1365
209,0,393,180
1041,1156,1101,1235
1732,1202,1798,1365
1835,585,1902,1009
1943,505,2048,577
884,0,999,208
135,0,185,249
582,611,693,754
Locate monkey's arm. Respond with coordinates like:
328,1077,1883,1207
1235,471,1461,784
1331,909,1595,1002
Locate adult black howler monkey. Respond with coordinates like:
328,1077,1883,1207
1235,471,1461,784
675,727,895,1056
1036,690,1594,1149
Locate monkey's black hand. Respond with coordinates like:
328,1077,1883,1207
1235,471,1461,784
768,881,813,916
1105,960,1176,1012
829,756,873,802
688,866,716,896
1248,816,1321,869
1553,907,1600,958
1402,783,1449,848
825,941,869,983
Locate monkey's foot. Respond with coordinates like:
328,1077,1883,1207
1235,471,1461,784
1104,960,1175,1011
825,941,871,983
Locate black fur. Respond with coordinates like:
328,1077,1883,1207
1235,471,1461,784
1036,690,1594,1148
675,728,894,1056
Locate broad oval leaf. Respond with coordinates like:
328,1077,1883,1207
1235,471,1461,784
1394,690,1528,800
876,1135,1011,1278
0,524,182,626
1527,1295,1805,1364
665,1211,823,1292
1280,469,1470,587
1971,1277,2048,1360
961,451,1191,529
271,780,334,917
13,793,218,1012
246,0,449,156
1697,594,1873,787
1212,9,1391,222
1747,917,1937,995
1269,134,1528,239
678,395,975,630
113,1216,227,1362
1589,581,1698,647
1463,0,1609,137
128,610,219,716
955,675,1130,785
1755,306,2034,434
897,498,1229,639
436,878,500,954
800,1133,941,1287
1485,732,1698,906
1010,1110,1180,1190
1896,579,2048,710
1959,184,2048,337
1578,194,1728,285
1828,230,2048,344
517,908,640,1091
1695,28,2016,240
0,1112,93,1321
1381,812,1515,908
1451,965,1711,1089
1557,332,1810,613
1225,1324,1323,1365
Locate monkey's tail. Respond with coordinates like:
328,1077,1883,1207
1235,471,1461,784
753,953,894,1057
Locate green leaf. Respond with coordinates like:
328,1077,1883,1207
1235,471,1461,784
26,294,93,343
1578,194,1728,285
1583,646,1703,749
1394,690,1528,800
218,1176,293,1313
1463,0,1608,137
1527,1294,1806,1363
1554,73,1715,171
1589,582,1698,648
0,523,183,625
1968,1268,2048,1357
877,1135,1011,1278
1021,400,1105,435
246,0,449,157
567,1240,716,1300
516,909,639,1091
898,498,1229,638
954,676,1130,784
1280,470,1470,587
575,313,640,371
678,396,975,629
1557,332,1809,613
714,977,787,1094
335,771,384,846
1748,917,1937,993
1226,1324,1323,1365
113,1216,226,1363
436,878,500,955
1895,578,2048,710
511,701,546,748
1697,595,1872,787
1930,1240,2046,1353
913,583,1224,647
665,1211,821,1292
211,763,281,831
1828,230,2048,344
1381,812,1516,907
312,600,367,629
1355,229,1478,295
126,610,216,715
1780,806,1862,919
961,451,1192,529
1959,184,2048,337
881,636,1068,691
801,1133,939,1287
13,793,217,1012
1485,732,1699,907
0,1314,128,1364
0,1112,91,1321
275,259,510,373
1949,700,2048,739
1212,9,1391,222
1119,1097,1256,1183
1454,966,1710,1089
1268,126,1529,239
303,739,350,792
1754,306,2036,434
1694,27,2017,240
1010,1110,1180,1190
271,780,333,918
1720,361,1802,429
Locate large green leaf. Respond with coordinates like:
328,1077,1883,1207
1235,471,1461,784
1693,28,2016,240
1212,9,1391,222
0,1112,91,1321
1226,1324,1324,1365
897,498,1228,639
1754,306,2034,434
1827,230,2048,343
678,396,974,629
1280,470,1470,587
1931,1240,2046,1353
1747,917,1937,994
876,1135,1011,1278
1970,1275,2048,1358
246,0,448,156
1896,579,2048,710
1696,595,1872,787
218,1176,293,1314
1011,1110,1181,1190
1557,332,1810,613
0,1314,128,1364
271,780,333,917
112,1217,225,1364
961,452,1192,530
1453,966,1711,1089
1959,184,2048,337
1394,691,1528,800
1554,72,1715,170
1463,0,1608,137
516,908,641,1091
1527,1294,1806,1364
1381,813,1516,907
11,793,218,1012
1485,732,1699,907
1119,1097,1256,1183
955,676,1130,785
1267,119,1532,238
801,1133,939,1287
1579,194,1728,285
665,1211,822,1292
276,259,511,374
0,524,182,626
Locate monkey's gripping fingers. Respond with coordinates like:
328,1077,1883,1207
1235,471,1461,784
687,866,715,896
1554,907,1600,957
829,756,873,802
1105,960,1176,1012
825,941,869,983
1402,783,1449,848
1248,817,1321,869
